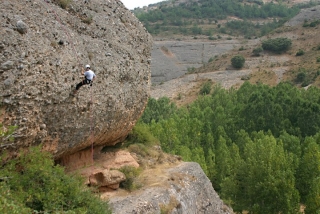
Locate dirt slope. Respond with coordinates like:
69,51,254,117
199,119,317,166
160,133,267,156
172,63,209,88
150,5,320,106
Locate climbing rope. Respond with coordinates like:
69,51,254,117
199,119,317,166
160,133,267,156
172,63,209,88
41,0,95,166
89,85,95,166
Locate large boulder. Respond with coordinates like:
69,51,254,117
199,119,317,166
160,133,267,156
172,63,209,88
89,169,126,190
108,162,234,214
0,0,152,158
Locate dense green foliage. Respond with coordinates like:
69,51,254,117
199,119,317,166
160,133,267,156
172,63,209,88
139,82,320,213
261,37,292,53
134,0,315,37
0,147,112,214
231,55,245,69
137,0,299,22
224,19,285,38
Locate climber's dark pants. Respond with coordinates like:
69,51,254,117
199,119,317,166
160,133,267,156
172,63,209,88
76,78,91,90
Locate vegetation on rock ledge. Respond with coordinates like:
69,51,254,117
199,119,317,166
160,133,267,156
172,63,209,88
0,146,112,214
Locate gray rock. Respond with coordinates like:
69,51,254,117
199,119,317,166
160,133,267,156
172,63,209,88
4,78,13,86
89,169,126,189
0,0,153,159
40,124,46,130
109,162,233,214
16,20,28,34
1,61,14,71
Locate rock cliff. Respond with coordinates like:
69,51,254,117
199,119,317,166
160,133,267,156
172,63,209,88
108,162,233,214
0,1,233,213
0,0,152,158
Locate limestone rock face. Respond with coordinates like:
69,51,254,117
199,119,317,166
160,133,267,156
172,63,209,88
0,0,152,158
109,162,234,214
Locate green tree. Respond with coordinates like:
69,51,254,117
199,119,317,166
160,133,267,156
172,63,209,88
296,137,320,203
305,177,320,214
231,55,245,69
237,133,299,213
0,147,111,214
213,134,232,192
220,143,244,211
262,37,292,53
140,97,177,124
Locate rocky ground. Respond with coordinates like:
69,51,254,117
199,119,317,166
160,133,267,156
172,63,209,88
108,162,233,214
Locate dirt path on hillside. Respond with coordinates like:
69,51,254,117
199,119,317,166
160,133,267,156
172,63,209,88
150,69,283,106
150,54,290,106
150,69,251,98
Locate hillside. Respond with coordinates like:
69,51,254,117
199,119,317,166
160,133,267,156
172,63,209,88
149,3,320,106
0,0,235,213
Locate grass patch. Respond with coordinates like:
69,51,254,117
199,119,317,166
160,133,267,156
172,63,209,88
118,166,142,192
56,0,72,9
160,196,181,214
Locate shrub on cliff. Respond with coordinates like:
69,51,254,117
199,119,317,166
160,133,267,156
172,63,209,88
55,0,72,9
0,147,112,214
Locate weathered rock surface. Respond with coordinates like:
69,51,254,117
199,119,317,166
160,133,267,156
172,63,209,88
0,0,152,158
108,162,233,214
89,169,126,190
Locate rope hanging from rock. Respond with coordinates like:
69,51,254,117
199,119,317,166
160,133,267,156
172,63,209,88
89,86,94,166
41,0,95,166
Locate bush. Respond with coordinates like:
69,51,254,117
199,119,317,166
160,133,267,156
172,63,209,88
187,67,196,74
0,147,111,214
125,123,158,147
200,81,212,95
296,72,306,83
252,47,263,56
296,49,305,56
309,20,320,27
57,0,72,9
262,37,292,53
119,166,142,191
239,46,246,51
231,55,245,69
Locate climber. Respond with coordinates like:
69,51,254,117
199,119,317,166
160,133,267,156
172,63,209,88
73,64,96,94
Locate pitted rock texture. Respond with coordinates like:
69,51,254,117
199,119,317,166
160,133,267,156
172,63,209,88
0,0,152,158
108,162,233,214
